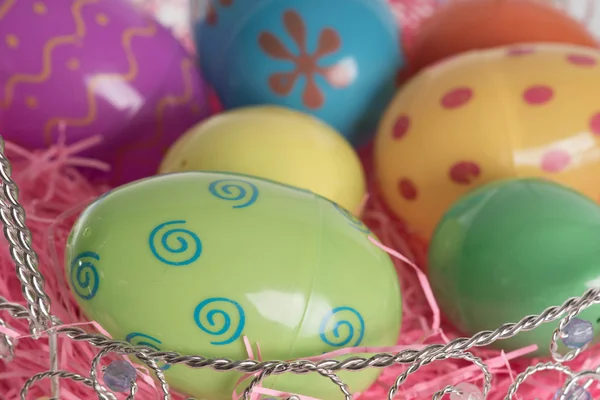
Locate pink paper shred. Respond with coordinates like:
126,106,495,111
0,138,599,400
2,1,600,398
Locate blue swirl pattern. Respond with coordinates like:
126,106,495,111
70,251,100,300
332,203,370,233
148,220,202,266
125,332,171,371
194,297,246,345
209,179,259,208
319,306,365,347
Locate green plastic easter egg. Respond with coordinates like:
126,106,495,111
66,171,402,399
428,178,600,356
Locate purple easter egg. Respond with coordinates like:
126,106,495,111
0,0,209,185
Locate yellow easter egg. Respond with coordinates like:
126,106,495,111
160,106,366,213
375,43,600,240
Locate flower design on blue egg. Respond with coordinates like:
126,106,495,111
209,178,259,208
148,220,202,267
319,306,365,347
258,10,355,109
70,251,100,300
125,332,171,371
194,297,246,345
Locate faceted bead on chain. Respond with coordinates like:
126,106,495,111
103,360,137,392
561,318,594,349
553,384,592,400
449,382,484,400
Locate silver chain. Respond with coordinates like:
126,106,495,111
0,138,53,334
1,134,599,399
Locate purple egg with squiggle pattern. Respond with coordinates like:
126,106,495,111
0,0,208,185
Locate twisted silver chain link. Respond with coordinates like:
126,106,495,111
1,135,599,399
0,138,53,333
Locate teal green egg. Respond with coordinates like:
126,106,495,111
428,178,600,356
66,171,402,399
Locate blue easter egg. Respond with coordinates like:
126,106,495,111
192,0,404,146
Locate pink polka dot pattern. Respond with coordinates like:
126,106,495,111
506,46,535,57
449,161,481,184
523,85,554,105
589,112,600,135
566,54,597,67
441,87,473,109
398,178,418,200
392,115,411,139
541,149,571,173
375,43,600,243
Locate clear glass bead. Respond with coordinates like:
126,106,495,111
103,360,137,392
449,382,484,400
553,384,592,400
561,318,594,349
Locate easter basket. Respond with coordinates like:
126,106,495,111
3,0,600,398
0,135,599,400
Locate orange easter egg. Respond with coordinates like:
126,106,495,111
409,0,598,76
375,43,600,240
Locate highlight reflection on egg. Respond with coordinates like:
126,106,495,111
191,0,404,146
67,171,402,399
376,43,600,239
0,0,208,185
429,178,600,355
